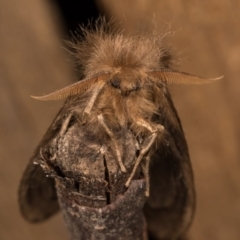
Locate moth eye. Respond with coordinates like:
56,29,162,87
110,77,121,89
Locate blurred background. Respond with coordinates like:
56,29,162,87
1,0,240,239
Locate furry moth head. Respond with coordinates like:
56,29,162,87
31,21,222,101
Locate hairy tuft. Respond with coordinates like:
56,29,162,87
68,19,173,77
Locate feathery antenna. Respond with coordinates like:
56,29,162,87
148,69,223,85
31,73,110,101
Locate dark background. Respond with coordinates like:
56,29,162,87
1,0,240,239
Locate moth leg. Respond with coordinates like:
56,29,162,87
59,113,73,137
38,113,73,165
83,82,105,116
125,120,164,191
141,155,151,197
97,113,126,172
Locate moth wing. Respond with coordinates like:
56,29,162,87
144,88,195,239
18,107,66,222
18,162,59,222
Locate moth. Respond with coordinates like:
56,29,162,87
19,21,221,239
